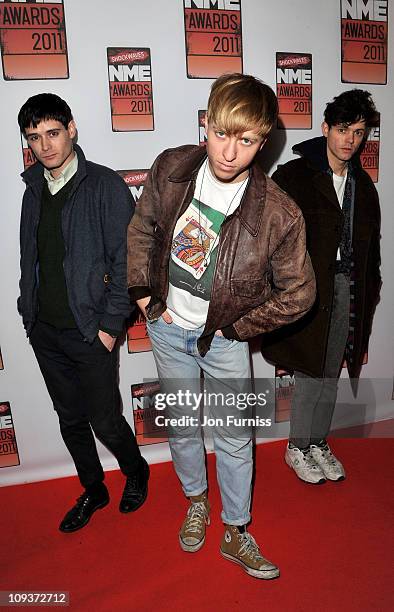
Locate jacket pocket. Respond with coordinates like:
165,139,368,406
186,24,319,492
231,276,268,298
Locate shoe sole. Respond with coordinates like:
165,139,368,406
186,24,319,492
285,454,326,485
59,498,109,533
220,549,280,580
179,534,206,552
322,473,346,482
119,463,150,513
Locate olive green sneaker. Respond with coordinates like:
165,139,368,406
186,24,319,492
220,525,280,579
179,492,210,552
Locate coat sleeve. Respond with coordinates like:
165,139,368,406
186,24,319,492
364,185,382,342
127,152,163,301
232,212,316,339
98,171,135,334
370,188,382,297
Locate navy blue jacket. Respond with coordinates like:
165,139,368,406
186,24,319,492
18,144,135,342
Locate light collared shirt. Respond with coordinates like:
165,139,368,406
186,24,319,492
44,152,78,195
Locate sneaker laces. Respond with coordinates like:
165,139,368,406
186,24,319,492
237,532,265,562
300,447,321,469
184,501,209,533
318,445,339,466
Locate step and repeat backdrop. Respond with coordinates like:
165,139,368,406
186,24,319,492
0,0,393,486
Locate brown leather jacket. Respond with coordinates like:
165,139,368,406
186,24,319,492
127,145,316,356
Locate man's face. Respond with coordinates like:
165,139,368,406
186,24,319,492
204,119,266,183
322,120,366,170
24,119,76,178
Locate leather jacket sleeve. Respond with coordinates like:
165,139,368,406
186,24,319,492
233,213,316,339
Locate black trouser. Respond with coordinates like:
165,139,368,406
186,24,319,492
30,320,141,490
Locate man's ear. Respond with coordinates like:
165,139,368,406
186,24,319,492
321,121,329,138
259,137,267,151
203,115,208,135
67,120,77,140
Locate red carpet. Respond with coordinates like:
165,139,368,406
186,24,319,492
1,438,393,611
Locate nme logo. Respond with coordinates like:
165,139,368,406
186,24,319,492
276,68,311,84
341,0,387,21
108,64,151,82
184,0,240,8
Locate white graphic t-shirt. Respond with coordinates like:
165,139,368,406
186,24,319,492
167,160,248,329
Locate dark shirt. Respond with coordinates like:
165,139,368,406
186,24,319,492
37,178,77,328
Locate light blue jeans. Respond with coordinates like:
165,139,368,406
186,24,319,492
147,316,252,525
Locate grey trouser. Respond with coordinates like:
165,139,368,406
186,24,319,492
289,273,350,448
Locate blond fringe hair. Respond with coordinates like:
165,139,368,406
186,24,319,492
207,73,278,137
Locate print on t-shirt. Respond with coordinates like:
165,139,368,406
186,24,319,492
170,199,225,301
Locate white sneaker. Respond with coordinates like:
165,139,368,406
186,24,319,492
310,441,346,481
285,443,326,484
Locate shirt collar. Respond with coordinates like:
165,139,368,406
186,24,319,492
44,152,78,193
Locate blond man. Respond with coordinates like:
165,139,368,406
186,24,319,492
127,74,315,579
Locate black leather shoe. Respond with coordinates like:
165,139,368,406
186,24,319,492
119,458,150,513
59,486,109,533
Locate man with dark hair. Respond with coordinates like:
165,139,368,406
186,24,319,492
128,73,316,579
18,93,149,532
262,89,381,484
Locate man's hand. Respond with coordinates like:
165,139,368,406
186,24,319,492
215,330,224,336
161,310,173,324
136,296,151,317
136,297,173,324
98,330,116,352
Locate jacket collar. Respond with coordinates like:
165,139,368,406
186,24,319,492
168,146,207,182
168,146,266,237
21,143,88,191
